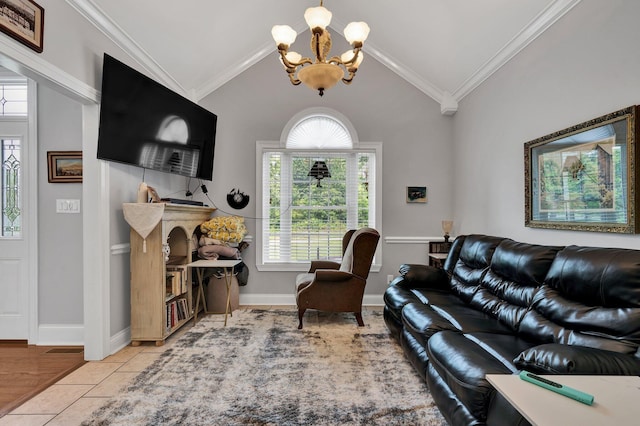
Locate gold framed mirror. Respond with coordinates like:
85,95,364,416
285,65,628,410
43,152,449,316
525,106,639,233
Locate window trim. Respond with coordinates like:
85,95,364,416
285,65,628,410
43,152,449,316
255,140,382,272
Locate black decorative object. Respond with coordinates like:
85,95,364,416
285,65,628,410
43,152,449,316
308,160,331,187
227,188,250,209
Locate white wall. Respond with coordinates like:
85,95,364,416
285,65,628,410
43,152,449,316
199,49,454,298
453,0,640,250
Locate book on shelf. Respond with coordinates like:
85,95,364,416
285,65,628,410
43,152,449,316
166,266,187,297
165,297,190,332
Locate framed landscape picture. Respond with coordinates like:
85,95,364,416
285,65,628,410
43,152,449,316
0,0,44,53
525,105,639,233
47,151,82,183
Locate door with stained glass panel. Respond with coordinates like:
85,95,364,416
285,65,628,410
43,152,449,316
0,78,30,339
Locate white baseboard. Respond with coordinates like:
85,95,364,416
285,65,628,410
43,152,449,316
37,294,384,351
238,294,384,306
38,324,84,345
110,326,131,355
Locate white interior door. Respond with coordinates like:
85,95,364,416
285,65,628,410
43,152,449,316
0,75,33,340
0,129,29,339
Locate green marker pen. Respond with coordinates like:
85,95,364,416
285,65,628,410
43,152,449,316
519,371,595,406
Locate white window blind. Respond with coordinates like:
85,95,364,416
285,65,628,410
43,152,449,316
262,151,375,263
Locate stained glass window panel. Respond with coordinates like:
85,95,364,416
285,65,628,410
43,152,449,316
1,139,21,237
0,83,28,116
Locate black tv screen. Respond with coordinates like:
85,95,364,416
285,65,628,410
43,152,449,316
97,53,217,180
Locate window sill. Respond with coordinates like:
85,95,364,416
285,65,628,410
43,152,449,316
256,263,381,273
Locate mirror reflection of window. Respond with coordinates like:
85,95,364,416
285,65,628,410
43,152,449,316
138,115,199,177
156,115,189,144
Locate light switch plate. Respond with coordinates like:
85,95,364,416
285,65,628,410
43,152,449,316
56,199,81,213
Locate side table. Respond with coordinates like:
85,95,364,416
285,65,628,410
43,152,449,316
487,374,640,425
188,259,241,326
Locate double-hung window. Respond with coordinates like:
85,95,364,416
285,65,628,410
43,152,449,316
257,109,381,271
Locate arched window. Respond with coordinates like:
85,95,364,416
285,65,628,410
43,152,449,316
257,108,380,270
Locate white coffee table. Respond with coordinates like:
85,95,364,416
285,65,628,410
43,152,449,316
487,374,640,425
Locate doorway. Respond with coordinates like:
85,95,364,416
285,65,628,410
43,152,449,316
0,75,36,341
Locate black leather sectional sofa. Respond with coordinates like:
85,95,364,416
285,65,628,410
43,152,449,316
383,234,640,425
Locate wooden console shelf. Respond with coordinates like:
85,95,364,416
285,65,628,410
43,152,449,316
125,203,215,346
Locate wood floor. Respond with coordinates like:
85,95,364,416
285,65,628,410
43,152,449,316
0,341,86,417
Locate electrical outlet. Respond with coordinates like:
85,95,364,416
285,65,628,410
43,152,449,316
387,274,394,284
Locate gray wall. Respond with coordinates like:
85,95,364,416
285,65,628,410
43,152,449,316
453,0,640,250
37,84,83,324
12,0,640,347
198,50,454,297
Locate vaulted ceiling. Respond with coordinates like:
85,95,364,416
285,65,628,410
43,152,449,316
67,0,581,114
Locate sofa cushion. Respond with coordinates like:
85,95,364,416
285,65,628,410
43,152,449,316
449,235,506,303
427,331,534,421
518,245,640,353
544,246,640,308
469,240,562,331
401,302,461,349
402,301,514,351
383,264,451,337
514,343,640,375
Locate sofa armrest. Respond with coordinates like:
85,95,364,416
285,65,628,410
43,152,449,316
395,263,449,291
309,260,341,272
514,343,640,375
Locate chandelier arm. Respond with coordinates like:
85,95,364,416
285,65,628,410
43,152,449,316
336,46,362,67
288,73,302,86
342,70,356,84
278,49,313,69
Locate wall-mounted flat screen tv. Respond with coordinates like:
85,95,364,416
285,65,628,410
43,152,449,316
97,53,217,180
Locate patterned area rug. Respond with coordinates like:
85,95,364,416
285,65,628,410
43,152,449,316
83,309,446,425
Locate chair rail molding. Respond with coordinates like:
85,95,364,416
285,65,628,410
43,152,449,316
384,236,445,244
110,243,130,256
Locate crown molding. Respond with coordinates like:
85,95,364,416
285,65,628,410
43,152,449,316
193,42,273,102
0,34,98,103
66,0,581,113
452,0,582,101
364,41,445,105
330,17,446,109
65,0,189,99
194,18,308,101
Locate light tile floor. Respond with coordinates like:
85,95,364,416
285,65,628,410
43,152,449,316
0,305,382,425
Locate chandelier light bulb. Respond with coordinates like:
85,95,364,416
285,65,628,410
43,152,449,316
304,6,332,30
271,25,297,47
344,22,370,44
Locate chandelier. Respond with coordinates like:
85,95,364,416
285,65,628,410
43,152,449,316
271,1,370,96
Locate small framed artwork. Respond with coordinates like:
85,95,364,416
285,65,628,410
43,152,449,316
407,186,427,203
47,151,82,183
0,0,44,53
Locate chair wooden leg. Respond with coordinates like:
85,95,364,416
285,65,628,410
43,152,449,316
355,312,364,327
298,308,306,329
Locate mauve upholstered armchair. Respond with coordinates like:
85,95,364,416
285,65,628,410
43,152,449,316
295,227,380,329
